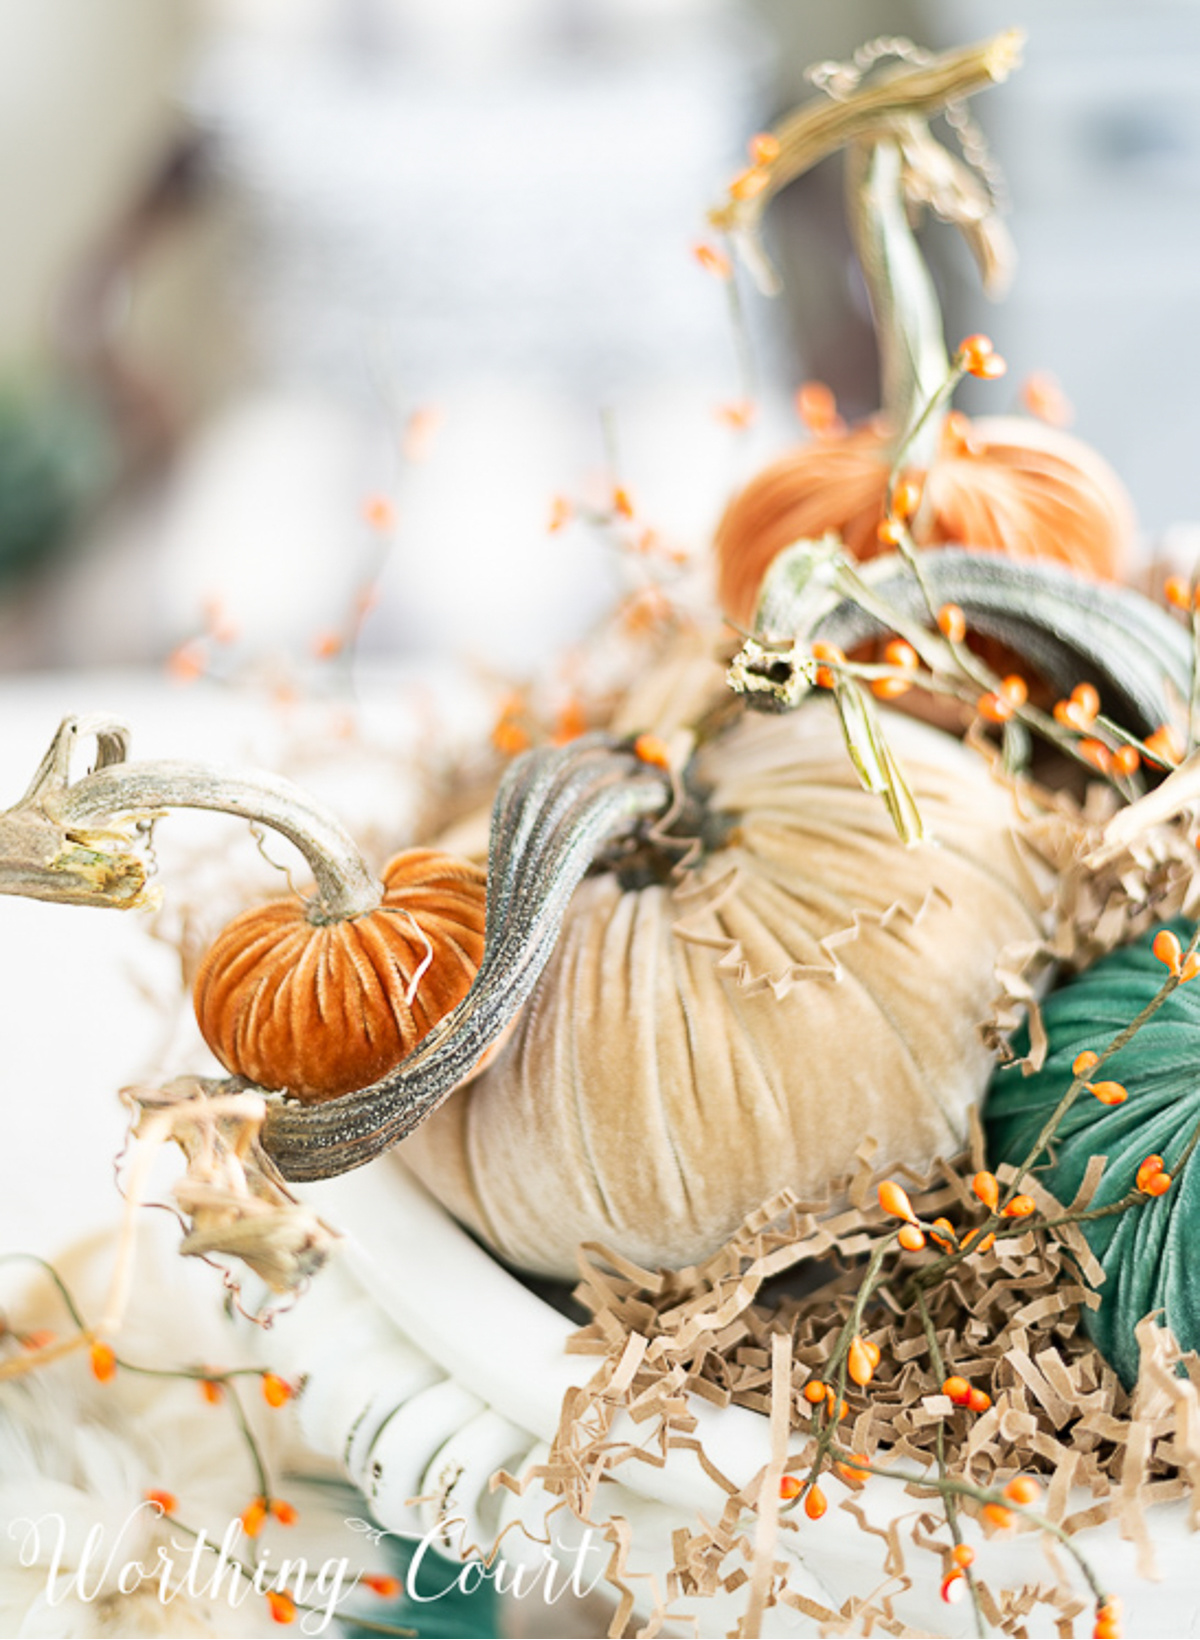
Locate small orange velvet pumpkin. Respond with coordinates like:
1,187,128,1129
715,413,1136,629
195,848,487,1101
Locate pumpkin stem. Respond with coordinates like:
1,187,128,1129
261,736,673,1181
709,31,1020,452
0,715,383,921
738,544,1193,742
845,136,950,464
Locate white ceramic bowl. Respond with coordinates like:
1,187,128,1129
262,1160,1200,1639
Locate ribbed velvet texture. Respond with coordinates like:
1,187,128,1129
402,703,1050,1278
985,920,1200,1387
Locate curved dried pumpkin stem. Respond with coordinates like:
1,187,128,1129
709,30,1021,449
0,715,383,921
262,736,673,1181
735,542,1192,740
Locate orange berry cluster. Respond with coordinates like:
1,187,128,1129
1071,1050,1129,1106
1136,1153,1173,1197
942,1376,992,1415
795,380,843,438
1152,928,1200,983
976,673,1027,724
871,637,920,700
956,333,1007,380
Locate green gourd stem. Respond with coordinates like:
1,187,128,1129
56,760,383,923
0,716,383,919
750,545,1193,740
262,736,672,1182
845,136,951,464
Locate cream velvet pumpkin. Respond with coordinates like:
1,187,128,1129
400,699,1051,1278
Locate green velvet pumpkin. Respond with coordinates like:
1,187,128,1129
985,919,1200,1388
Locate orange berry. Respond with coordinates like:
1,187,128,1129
1078,738,1112,775
959,336,1007,380
1021,370,1073,427
972,1171,1000,1210
1165,575,1192,610
729,166,769,201
1087,1080,1128,1107
270,1498,298,1525
1073,1050,1100,1076
633,733,671,769
89,1341,117,1383
937,603,966,643
1181,953,1200,983
1092,1623,1121,1640
748,132,781,166
811,639,845,689
876,517,906,546
967,1387,992,1414
804,1484,828,1520
553,698,588,745
1111,745,1140,778
1000,674,1028,707
1095,1598,1122,1624
266,1590,297,1625
803,1379,828,1404
1144,724,1184,768
716,398,756,430
1153,929,1184,972
1144,1171,1173,1197
847,1336,875,1386
1002,1194,1036,1218
942,1376,971,1406
977,691,1014,724
957,333,994,368
1072,682,1101,719
795,381,841,437
779,1474,803,1501
878,1180,916,1222
1054,699,1089,730
834,1454,868,1488
166,640,207,684
312,629,343,660
145,1490,178,1514
363,494,396,532
547,495,573,532
898,1223,926,1252
692,242,732,280
200,1378,224,1405
941,1569,966,1604
1136,1155,1165,1192
983,1502,1014,1530
952,1543,975,1569
1003,1475,1041,1506
824,1390,850,1422
891,477,923,521
929,1217,957,1250
883,638,919,671
241,1498,268,1538
612,486,634,519
871,675,912,700
362,1575,403,1597
493,719,531,756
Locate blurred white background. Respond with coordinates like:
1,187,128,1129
0,0,1198,685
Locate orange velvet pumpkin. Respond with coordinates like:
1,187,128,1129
715,413,1136,629
195,848,487,1102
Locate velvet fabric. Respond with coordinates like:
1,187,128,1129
402,703,1051,1278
